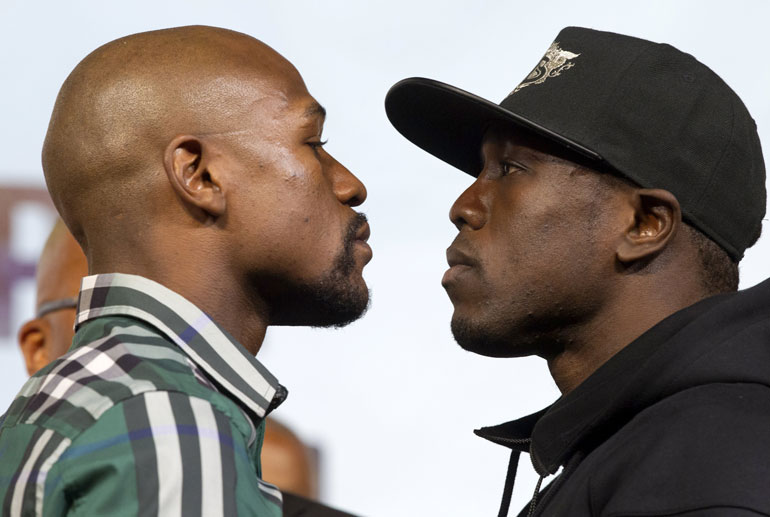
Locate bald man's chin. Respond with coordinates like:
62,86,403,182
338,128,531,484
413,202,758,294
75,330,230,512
268,217,371,327
308,282,371,329
270,277,370,328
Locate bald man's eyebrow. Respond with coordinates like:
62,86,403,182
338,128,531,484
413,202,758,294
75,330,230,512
305,102,326,120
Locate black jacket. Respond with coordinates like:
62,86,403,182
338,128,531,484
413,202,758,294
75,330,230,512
477,278,770,517
282,492,359,516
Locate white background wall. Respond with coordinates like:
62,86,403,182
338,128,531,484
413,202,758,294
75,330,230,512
1,1,769,515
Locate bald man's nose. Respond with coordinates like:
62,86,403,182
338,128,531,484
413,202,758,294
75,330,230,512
330,157,366,207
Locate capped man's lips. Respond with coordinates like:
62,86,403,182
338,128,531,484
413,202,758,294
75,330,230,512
446,246,477,268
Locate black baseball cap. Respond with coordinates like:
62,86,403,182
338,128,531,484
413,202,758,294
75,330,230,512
385,27,766,260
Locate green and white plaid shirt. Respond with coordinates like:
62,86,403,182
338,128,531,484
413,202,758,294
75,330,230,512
0,273,288,516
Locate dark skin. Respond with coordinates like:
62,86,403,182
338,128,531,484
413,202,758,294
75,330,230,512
42,26,371,355
443,123,710,394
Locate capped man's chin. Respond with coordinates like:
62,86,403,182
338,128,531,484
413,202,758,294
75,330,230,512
450,316,525,358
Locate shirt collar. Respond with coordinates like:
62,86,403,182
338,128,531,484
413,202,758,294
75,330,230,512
75,273,287,419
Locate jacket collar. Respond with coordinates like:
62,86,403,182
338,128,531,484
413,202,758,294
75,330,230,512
474,408,549,473
75,273,287,420
476,278,770,475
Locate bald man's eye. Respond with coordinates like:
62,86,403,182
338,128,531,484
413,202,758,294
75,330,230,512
308,139,328,156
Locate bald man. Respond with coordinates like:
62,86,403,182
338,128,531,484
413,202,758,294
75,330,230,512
0,26,368,516
18,220,321,502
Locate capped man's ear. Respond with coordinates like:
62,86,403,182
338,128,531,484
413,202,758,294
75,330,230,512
18,318,52,376
163,135,226,220
616,188,681,264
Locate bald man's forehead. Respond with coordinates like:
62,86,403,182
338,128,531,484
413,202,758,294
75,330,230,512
185,83,322,143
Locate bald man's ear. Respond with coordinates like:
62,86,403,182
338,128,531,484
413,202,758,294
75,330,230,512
18,319,51,376
164,136,226,219
617,189,681,264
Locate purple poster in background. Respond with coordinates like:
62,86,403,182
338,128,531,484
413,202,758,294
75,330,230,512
0,186,56,339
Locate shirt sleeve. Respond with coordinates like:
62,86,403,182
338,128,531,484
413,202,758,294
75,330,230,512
45,391,281,517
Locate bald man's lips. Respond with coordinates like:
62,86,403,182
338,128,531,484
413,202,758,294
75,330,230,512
442,246,476,286
356,220,371,242
354,221,372,264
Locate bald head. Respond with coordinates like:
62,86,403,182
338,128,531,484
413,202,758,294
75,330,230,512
42,25,305,255
19,220,88,375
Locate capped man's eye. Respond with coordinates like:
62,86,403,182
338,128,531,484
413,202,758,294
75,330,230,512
501,161,525,176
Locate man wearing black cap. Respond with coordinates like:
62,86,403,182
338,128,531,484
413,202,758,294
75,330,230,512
386,27,769,516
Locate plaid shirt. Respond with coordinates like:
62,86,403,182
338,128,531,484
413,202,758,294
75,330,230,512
0,273,288,516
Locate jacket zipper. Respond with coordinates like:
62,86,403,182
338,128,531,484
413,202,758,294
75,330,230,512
528,451,585,517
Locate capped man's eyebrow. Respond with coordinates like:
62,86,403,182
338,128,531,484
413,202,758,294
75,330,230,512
304,102,326,119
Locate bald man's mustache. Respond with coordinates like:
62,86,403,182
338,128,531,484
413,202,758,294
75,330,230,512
338,212,368,276
346,212,368,247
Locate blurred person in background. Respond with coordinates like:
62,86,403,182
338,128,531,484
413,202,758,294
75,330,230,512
17,220,87,374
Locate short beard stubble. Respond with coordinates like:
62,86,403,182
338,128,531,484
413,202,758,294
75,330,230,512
269,213,371,328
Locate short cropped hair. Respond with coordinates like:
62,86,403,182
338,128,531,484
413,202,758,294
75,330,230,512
592,168,743,295
681,223,739,293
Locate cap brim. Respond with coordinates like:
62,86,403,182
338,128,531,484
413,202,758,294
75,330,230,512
384,77,601,177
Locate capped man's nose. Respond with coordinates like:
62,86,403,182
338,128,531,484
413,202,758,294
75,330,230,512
449,179,486,231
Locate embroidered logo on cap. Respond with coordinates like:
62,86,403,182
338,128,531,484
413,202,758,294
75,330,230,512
510,42,580,95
